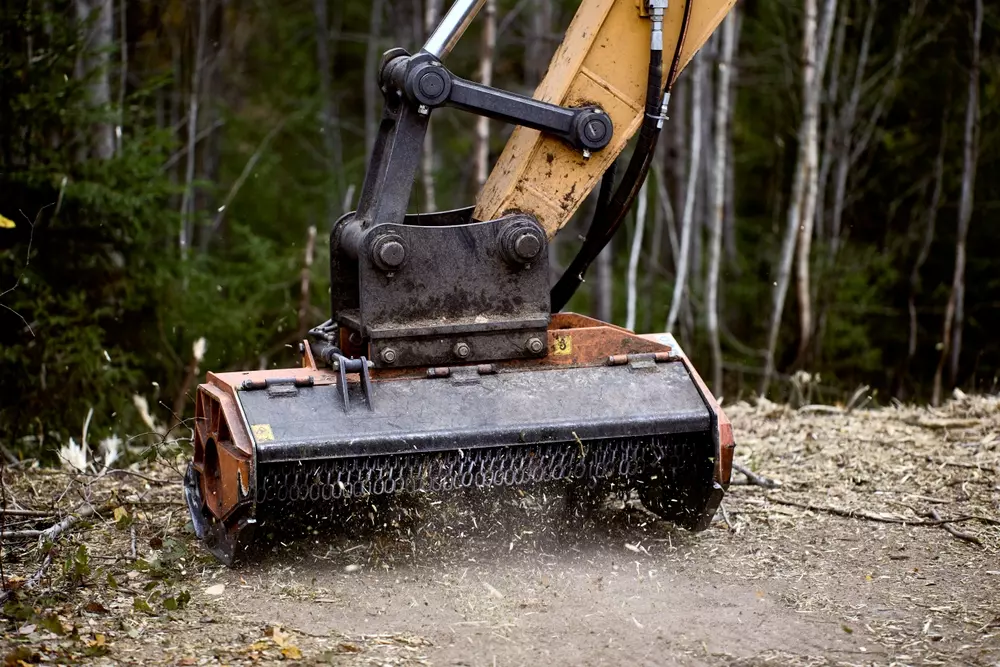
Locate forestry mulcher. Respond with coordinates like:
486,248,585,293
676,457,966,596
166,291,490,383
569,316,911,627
185,0,736,564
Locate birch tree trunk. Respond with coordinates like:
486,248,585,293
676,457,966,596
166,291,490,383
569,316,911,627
906,118,946,380
666,52,704,334
179,0,207,259
595,240,613,323
829,0,875,259
933,0,982,405
761,0,818,395
314,0,338,223
364,0,385,157
75,0,115,160
473,0,496,191
794,0,838,364
421,0,440,210
626,179,649,331
706,12,736,396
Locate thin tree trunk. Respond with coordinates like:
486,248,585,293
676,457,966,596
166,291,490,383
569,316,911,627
315,0,335,224
794,0,838,364
829,0,875,259
666,52,704,334
179,0,207,259
933,0,981,405
626,179,649,331
75,0,115,160
815,0,846,243
116,0,126,155
420,0,440,211
474,0,496,191
642,180,664,332
595,240,613,323
761,0,819,395
706,11,736,396
364,0,385,157
906,117,946,376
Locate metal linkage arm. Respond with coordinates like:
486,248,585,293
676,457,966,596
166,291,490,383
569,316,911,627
382,53,613,154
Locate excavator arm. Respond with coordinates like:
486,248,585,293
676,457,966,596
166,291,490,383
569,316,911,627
184,0,737,566
477,0,734,238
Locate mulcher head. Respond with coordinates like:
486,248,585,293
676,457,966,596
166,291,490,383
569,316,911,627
185,314,734,565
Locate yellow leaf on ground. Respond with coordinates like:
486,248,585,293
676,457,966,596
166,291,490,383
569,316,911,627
113,507,129,522
0,213,15,229
281,646,302,660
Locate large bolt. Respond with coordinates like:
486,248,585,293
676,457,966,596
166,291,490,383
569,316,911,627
380,347,398,364
371,234,407,271
513,233,541,261
417,70,446,99
526,337,545,354
453,341,471,359
584,119,608,143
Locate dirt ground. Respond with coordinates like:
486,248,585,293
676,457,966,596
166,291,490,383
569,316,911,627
2,393,999,666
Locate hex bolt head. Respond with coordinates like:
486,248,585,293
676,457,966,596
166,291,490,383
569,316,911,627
526,337,545,354
380,347,398,364
513,233,541,261
453,342,471,359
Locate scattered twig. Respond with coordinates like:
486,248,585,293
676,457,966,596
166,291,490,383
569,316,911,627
923,508,982,546
732,461,781,488
798,404,843,415
0,509,54,517
0,552,53,605
845,385,872,413
720,503,734,532
130,525,137,559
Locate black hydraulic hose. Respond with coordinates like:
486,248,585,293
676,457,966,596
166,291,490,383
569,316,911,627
550,0,693,314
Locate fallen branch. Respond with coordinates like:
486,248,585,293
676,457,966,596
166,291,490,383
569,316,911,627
923,508,982,546
0,502,111,604
0,509,54,517
765,496,997,526
731,461,781,488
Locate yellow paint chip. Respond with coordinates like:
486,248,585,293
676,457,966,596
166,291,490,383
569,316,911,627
553,335,572,355
251,424,274,442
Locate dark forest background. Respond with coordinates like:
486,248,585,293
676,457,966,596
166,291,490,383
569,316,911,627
1,0,998,457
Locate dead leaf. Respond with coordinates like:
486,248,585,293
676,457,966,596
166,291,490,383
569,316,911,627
338,642,363,653
17,624,36,635
203,583,225,596
85,601,109,614
281,646,302,660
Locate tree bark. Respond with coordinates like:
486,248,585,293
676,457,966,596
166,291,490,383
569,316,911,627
794,0,838,364
933,0,981,405
75,0,115,160
905,116,946,382
314,0,339,224
666,51,704,334
626,179,649,331
707,11,736,397
179,0,208,260
761,0,823,395
474,0,496,191
420,0,440,211
595,240,613,323
364,0,386,157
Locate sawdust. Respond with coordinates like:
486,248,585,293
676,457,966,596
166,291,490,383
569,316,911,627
1,393,998,665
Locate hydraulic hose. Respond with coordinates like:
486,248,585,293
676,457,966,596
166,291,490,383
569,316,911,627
550,0,693,314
